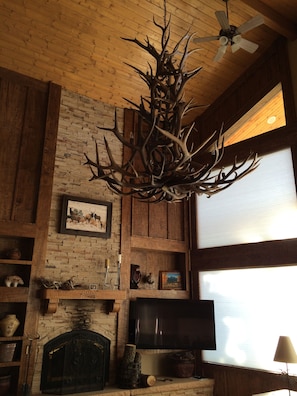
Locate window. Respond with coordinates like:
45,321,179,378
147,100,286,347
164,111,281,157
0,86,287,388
223,83,286,146
200,266,297,372
197,148,297,248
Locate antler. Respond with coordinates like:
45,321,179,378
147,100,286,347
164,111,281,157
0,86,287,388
84,4,259,202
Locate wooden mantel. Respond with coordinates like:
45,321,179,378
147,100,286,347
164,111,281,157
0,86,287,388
39,289,127,314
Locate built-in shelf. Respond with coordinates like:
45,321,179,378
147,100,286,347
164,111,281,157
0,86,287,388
0,259,32,265
40,289,127,314
129,289,190,299
0,287,29,302
0,361,21,368
131,236,188,252
0,336,24,342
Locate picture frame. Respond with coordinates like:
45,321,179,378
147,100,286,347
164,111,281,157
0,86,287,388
159,271,182,290
60,195,112,238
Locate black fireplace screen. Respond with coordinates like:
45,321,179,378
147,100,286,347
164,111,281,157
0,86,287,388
40,329,110,394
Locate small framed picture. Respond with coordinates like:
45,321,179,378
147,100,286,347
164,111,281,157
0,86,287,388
159,271,182,290
60,195,112,238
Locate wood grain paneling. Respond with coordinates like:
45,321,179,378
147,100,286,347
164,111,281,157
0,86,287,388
1,0,296,130
0,67,61,394
203,363,296,396
0,69,48,223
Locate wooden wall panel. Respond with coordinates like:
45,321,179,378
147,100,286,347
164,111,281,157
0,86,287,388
194,38,295,146
168,201,186,241
0,69,48,223
148,201,168,239
124,109,188,243
132,199,148,237
14,88,47,223
0,67,61,394
0,79,27,221
203,363,296,396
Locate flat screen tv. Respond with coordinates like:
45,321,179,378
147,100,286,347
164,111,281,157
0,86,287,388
128,298,216,350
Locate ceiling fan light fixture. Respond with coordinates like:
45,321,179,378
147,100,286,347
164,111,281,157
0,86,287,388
197,0,263,61
232,34,241,44
219,36,229,46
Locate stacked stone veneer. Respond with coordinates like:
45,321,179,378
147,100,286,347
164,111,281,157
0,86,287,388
31,89,124,393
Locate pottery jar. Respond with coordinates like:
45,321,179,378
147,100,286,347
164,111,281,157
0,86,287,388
0,375,11,396
6,248,21,260
0,314,20,337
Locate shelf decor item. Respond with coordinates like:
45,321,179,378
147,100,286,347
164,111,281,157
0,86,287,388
60,195,112,238
130,264,141,289
5,275,24,287
0,314,20,337
0,343,16,362
6,248,21,260
168,351,195,378
119,344,141,389
0,375,11,396
159,271,182,290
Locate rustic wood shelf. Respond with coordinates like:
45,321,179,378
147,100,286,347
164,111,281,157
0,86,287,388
0,222,37,238
0,259,32,265
0,286,29,302
131,236,188,252
0,336,24,341
40,289,127,314
129,289,190,299
0,361,21,368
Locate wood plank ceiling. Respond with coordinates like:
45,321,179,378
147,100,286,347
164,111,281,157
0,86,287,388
1,0,297,139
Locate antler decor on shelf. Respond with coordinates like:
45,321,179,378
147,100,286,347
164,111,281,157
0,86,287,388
84,2,259,203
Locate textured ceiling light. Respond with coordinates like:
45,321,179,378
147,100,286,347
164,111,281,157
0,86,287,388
84,2,259,203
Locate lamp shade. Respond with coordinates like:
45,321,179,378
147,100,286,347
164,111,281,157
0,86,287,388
274,336,297,363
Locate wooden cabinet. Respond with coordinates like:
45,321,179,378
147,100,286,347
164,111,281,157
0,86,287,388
116,109,191,357
0,238,32,391
120,110,191,301
0,67,61,395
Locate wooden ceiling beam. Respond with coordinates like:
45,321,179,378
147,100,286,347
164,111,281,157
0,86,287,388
241,0,297,40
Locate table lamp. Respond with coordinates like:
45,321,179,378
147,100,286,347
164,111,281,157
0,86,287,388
274,336,297,395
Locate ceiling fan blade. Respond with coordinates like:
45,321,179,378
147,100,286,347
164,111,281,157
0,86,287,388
231,34,241,52
237,15,264,35
214,44,227,62
215,10,230,30
236,37,259,53
193,35,220,43
231,43,240,53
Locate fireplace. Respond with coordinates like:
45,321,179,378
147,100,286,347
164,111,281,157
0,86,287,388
40,329,110,394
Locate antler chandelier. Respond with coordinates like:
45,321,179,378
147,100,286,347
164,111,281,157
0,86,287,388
85,2,259,203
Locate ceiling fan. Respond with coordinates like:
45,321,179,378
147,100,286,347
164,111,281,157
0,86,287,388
193,0,264,62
